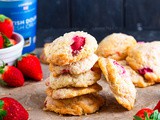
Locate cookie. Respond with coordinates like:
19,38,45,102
44,93,105,115
44,31,98,65
98,57,136,110
46,83,102,99
49,69,101,90
49,54,98,76
126,41,160,82
39,43,50,64
96,33,137,60
118,60,155,87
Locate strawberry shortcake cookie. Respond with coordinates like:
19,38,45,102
126,41,160,83
49,54,98,77
98,57,136,110
96,33,137,60
44,31,98,66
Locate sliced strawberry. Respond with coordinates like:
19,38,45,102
9,38,17,45
71,36,85,56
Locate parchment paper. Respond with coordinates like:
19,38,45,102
0,48,159,120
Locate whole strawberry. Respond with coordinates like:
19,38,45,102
0,97,29,120
0,14,14,38
0,64,24,87
16,54,43,81
0,33,4,49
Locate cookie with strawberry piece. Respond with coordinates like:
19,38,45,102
0,97,28,120
126,41,160,83
49,54,98,76
44,31,98,66
0,63,24,87
98,57,136,110
16,54,43,81
0,14,14,38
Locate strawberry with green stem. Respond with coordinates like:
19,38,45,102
0,14,13,38
16,53,43,81
0,62,24,87
0,97,29,120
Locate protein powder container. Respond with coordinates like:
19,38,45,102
0,0,37,53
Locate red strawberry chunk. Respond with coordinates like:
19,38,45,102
62,69,70,74
113,61,126,74
138,67,153,75
71,36,86,56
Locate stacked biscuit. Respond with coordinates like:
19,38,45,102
43,31,104,115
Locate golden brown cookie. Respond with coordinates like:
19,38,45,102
118,60,155,87
49,54,98,76
44,31,98,66
46,83,102,99
98,57,136,110
49,69,101,90
44,93,105,115
96,33,137,60
126,41,160,83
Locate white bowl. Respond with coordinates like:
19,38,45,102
0,32,24,66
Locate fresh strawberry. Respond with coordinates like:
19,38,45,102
134,108,154,120
0,33,4,49
0,64,24,87
9,38,17,45
154,101,160,112
71,36,86,56
0,14,13,38
16,54,43,81
0,97,29,120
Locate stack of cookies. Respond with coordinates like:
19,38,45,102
43,31,104,115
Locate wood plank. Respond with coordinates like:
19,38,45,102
71,0,123,30
37,0,70,29
125,0,160,30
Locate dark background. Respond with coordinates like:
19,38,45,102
36,0,160,47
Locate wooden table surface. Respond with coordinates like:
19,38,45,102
0,48,160,120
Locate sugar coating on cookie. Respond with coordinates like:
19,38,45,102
126,41,160,82
118,60,155,88
46,83,102,99
40,43,50,64
44,31,98,65
44,94,105,115
98,57,136,110
96,33,137,60
49,69,101,90
49,54,98,76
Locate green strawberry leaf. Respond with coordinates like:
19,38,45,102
134,115,142,120
0,100,6,120
2,34,13,48
0,101,4,109
0,79,7,86
0,14,8,22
